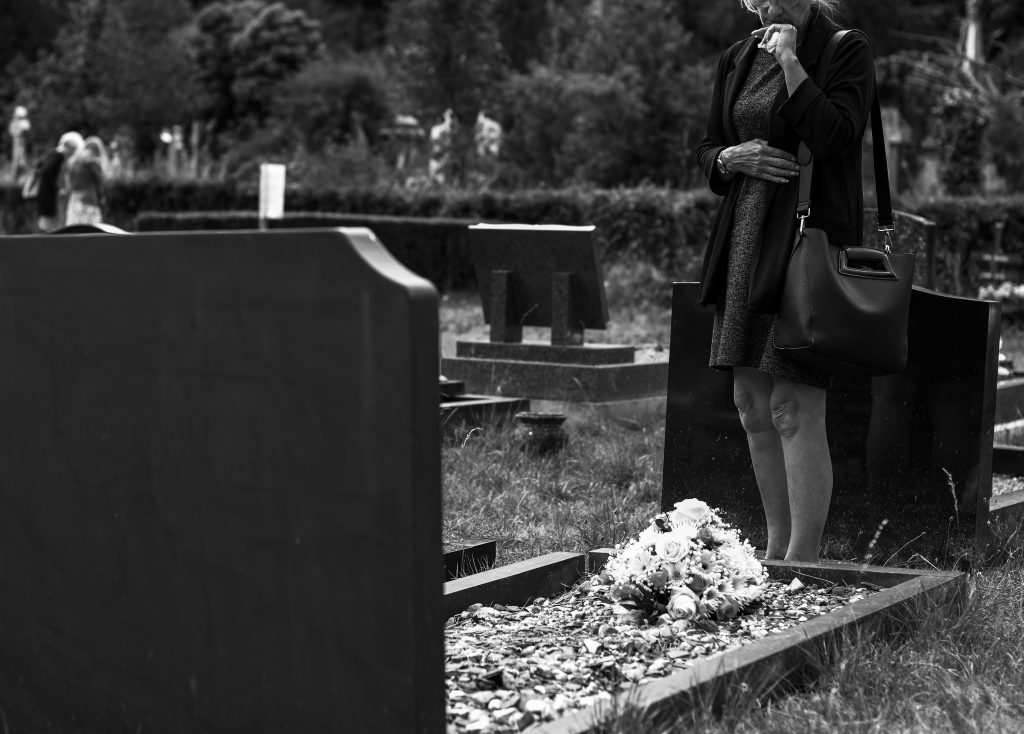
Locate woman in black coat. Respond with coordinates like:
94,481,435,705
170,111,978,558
695,0,874,562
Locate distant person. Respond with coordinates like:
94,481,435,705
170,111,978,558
8,105,31,181
36,131,84,232
65,135,107,226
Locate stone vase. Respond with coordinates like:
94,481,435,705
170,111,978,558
514,412,569,456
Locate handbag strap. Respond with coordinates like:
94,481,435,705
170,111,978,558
795,30,894,247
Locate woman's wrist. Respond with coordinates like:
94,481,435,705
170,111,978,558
716,147,734,176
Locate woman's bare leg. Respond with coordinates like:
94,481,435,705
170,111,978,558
733,367,790,558
769,376,832,562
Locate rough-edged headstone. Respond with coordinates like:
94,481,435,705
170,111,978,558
662,282,1001,562
0,228,443,733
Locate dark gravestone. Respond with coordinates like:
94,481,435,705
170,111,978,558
468,224,612,348
662,282,1000,562
0,229,443,733
862,209,937,290
443,225,668,410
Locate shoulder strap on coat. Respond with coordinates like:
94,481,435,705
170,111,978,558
797,30,893,235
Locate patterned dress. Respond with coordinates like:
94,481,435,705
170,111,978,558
708,48,829,389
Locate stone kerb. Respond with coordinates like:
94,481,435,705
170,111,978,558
0,228,443,733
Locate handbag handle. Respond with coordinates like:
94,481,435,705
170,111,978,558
795,30,894,250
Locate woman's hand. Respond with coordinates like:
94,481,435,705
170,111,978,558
721,139,799,184
752,23,798,63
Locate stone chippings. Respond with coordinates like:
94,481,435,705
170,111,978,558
445,575,877,733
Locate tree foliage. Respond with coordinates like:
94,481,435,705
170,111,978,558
12,0,200,157
270,57,392,151
189,0,324,141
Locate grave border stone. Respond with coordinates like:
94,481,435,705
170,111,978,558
444,549,965,734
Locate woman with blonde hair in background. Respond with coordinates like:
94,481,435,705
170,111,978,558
65,135,108,226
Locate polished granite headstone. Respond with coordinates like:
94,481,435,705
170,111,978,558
468,224,609,346
0,229,443,733
443,225,668,410
662,282,1000,562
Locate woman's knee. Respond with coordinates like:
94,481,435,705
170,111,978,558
769,382,826,438
734,379,773,435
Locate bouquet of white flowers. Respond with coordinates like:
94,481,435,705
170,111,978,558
599,499,766,624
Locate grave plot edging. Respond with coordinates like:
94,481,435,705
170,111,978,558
528,558,965,734
443,552,586,620
443,539,498,581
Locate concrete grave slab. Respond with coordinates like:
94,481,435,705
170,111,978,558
444,548,963,733
0,228,443,733
528,553,964,734
662,282,1009,562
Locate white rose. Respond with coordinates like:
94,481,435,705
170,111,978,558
666,590,699,621
654,530,691,563
670,499,711,528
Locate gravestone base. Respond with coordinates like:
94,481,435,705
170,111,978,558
440,376,528,434
531,397,666,423
442,343,668,406
456,340,636,365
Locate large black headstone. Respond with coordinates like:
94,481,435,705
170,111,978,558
0,229,443,733
662,282,1000,562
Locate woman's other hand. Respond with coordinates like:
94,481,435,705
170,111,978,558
753,23,798,62
721,139,799,183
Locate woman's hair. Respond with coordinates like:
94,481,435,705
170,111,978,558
739,0,840,18
82,135,111,175
57,130,84,153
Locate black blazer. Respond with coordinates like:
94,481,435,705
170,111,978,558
695,7,876,312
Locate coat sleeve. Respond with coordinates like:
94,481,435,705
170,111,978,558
777,32,875,161
695,46,739,196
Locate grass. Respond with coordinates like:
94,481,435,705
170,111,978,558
442,411,663,566
440,258,1024,732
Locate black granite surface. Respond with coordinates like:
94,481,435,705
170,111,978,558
662,282,999,563
0,228,444,733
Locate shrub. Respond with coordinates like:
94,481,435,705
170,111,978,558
902,193,1024,296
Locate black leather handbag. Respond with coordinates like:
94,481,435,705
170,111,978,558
773,33,915,378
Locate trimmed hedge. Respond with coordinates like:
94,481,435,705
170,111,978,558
1,179,718,291
5,177,1024,297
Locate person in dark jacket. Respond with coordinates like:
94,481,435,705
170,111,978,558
34,148,66,233
36,131,85,232
695,0,875,562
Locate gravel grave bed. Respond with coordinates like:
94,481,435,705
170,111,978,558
994,473,1024,497
446,574,879,733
